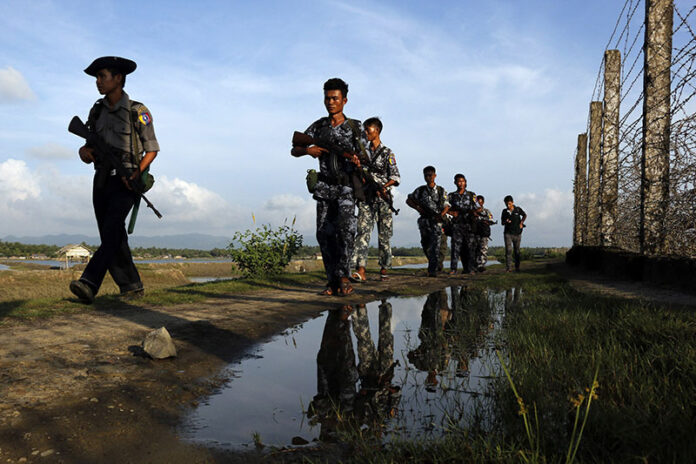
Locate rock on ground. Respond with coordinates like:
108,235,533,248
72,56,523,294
142,327,177,359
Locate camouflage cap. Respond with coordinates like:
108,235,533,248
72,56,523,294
84,56,137,76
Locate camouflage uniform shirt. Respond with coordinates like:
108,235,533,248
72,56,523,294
410,184,449,216
448,190,477,229
365,143,400,189
304,116,368,200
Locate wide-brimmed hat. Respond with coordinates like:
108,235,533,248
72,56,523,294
84,56,137,76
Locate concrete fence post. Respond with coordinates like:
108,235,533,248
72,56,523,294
587,101,603,246
602,49,621,247
640,0,673,255
574,133,588,245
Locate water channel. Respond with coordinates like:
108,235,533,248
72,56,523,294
182,286,522,450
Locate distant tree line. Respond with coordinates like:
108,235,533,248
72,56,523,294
129,246,231,259
0,240,61,258
0,240,232,259
489,247,568,262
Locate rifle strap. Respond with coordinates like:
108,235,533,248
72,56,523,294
347,118,369,162
437,185,446,210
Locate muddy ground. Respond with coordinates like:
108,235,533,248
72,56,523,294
0,262,693,464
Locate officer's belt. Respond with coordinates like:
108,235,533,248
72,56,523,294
318,172,350,186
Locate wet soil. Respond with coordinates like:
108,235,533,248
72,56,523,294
1,262,693,464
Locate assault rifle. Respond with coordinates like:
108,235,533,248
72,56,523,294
292,131,355,158
68,116,162,219
357,166,399,215
407,194,449,224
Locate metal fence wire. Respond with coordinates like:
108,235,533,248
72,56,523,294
579,0,696,257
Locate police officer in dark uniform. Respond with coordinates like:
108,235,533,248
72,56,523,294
291,78,366,296
406,166,450,277
448,174,480,275
69,56,160,304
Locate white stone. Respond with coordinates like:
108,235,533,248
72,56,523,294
142,327,177,359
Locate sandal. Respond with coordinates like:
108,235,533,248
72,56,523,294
380,269,389,281
319,285,334,296
338,278,354,296
350,271,365,283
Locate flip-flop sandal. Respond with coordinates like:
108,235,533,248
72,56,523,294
350,272,365,283
380,273,389,281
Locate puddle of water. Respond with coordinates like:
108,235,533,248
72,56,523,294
0,264,9,271
182,286,521,449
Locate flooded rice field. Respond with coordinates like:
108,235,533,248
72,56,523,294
182,286,522,450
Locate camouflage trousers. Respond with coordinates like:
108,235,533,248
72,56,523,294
352,198,393,269
450,224,476,273
316,196,357,284
437,228,448,271
352,302,394,380
476,236,489,270
418,217,442,274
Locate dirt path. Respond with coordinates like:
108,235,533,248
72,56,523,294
0,271,465,464
1,262,693,463
550,261,696,308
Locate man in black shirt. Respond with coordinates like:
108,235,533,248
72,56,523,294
501,195,527,272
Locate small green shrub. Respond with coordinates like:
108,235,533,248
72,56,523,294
228,221,303,277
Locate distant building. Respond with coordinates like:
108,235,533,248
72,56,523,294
57,244,92,268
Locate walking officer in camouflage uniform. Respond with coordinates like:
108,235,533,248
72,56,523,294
448,174,480,275
69,56,159,304
406,166,450,277
291,78,367,296
473,195,496,272
351,117,401,282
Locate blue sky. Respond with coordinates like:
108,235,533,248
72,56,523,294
0,0,653,246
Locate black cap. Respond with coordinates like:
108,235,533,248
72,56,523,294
84,56,137,76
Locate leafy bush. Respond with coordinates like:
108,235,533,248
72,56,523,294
228,221,303,277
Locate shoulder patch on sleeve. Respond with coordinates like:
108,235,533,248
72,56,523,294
137,107,152,126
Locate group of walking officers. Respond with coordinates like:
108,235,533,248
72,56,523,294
292,77,528,297
67,58,527,304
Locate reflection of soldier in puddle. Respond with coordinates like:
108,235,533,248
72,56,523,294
407,290,452,392
352,301,401,428
308,303,400,441
307,305,358,441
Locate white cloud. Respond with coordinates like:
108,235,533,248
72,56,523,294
516,189,574,246
0,159,40,201
0,67,35,103
264,193,307,211
26,143,74,160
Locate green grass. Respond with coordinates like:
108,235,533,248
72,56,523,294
489,267,696,462
299,264,696,463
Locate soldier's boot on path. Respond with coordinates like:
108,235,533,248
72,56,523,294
70,280,95,304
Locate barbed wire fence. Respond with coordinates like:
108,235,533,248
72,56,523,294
573,0,696,258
